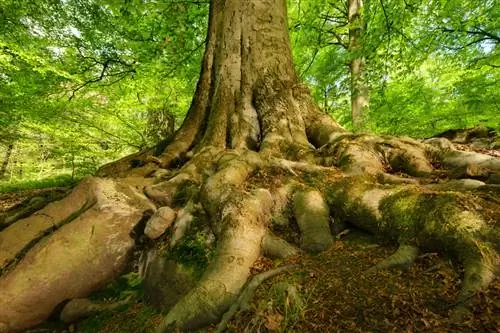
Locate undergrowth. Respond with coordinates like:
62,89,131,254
0,174,78,193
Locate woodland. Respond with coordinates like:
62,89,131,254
0,0,499,332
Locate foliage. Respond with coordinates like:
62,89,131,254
88,272,143,302
0,174,76,194
288,0,499,135
0,0,498,185
0,0,207,181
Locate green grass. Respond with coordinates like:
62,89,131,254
0,174,79,194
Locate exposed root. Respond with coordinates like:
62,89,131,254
262,232,300,259
1,121,498,333
443,150,500,174
141,250,197,309
0,189,68,231
425,179,486,191
293,189,333,253
155,189,270,332
317,134,436,178
367,244,419,273
215,264,299,333
0,178,154,333
0,177,98,270
59,296,133,323
377,173,419,185
170,201,198,247
145,147,220,206
326,178,498,307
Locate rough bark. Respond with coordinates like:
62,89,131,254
0,1,498,332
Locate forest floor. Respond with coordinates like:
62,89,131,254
72,232,500,333
2,130,499,333
3,186,496,333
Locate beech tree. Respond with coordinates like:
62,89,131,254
347,0,369,129
0,1,498,332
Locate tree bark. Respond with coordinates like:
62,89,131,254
348,0,370,129
0,144,13,179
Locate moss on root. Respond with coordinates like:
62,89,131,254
167,229,215,279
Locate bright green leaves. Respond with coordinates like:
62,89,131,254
288,0,498,135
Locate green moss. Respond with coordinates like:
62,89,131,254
302,172,322,187
337,154,352,169
0,174,78,193
325,180,381,234
379,190,486,260
77,303,160,333
379,190,421,237
88,272,143,302
167,223,215,278
171,181,199,207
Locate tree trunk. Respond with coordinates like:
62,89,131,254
0,1,498,332
348,0,370,129
0,144,13,179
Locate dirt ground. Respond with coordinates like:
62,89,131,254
227,230,499,333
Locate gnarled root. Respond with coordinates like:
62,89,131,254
326,178,498,305
0,177,154,333
156,189,270,332
0,126,498,333
293,189,333,252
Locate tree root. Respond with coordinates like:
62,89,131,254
326,178,498,304
367,244,419,273
215,264,299,333
0,129,498,332
293,190,333,252
262,232,299,259
59,296,133,323
0,188,68,231
0,178,154,333
0,178,98,270
155,189,270,332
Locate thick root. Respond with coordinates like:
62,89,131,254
327,178,498,305
155,189,271,332
0,178,96,270
262,231,300,259
0,178,153,333
0,188,68,231
59,296,132,323
293,190,333,252
368,244,419,272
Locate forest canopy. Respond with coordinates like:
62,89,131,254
0,0,498,184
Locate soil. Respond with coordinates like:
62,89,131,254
227,230,500,333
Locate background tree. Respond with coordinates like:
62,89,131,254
289,0,499,133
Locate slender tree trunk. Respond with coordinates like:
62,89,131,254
348,0,369,129
0,144,13,179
